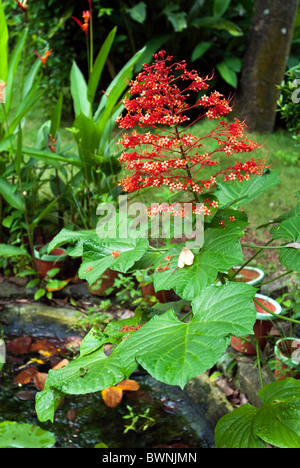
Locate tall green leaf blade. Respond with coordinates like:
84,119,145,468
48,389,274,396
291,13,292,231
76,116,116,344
87,27,116,104
5,28,28,113
0,176,24,211
70,61,90,118
22,58,42,100
0,0,8,82
50,91,63,138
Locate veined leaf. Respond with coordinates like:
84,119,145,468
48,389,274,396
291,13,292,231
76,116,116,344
270,214,300,272
117,282,256,389
153,225,244,300
215,171,281,208
216,61,238,88
215,378,300,448
79,237,149,286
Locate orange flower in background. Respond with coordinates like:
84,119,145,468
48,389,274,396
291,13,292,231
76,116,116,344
33,49,52,68
72,10,90,35
0,81,7,104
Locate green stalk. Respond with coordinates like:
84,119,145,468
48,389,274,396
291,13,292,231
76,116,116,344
231,239,273,280
253,297,300,325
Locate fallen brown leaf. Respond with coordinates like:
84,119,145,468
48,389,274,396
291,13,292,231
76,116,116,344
14,367,38,385
7,337,32,354
33,372,48,391
101,386,123,408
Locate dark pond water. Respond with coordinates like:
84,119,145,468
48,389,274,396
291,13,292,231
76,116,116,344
0,305,214,449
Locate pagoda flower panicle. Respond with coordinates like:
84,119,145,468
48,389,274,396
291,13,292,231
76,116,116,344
116,50,268,217
72,10,90,35
33,49,52,68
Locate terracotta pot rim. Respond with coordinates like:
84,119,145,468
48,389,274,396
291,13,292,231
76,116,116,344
233,265,265,285
274,337,300,367
34,245,67,263
255,293,282,321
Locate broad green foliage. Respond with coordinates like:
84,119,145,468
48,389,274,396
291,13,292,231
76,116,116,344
153,226,244,300
270,214,300,272
0,421,56,448
215,379,300,448
35,282,257,422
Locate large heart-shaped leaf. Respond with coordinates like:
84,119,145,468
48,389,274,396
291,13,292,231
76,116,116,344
117,282,256,388
215,378,300,448
153,226,244,300
270,214,300,272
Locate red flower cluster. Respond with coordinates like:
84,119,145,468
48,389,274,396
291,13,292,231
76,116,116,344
116,51,267,214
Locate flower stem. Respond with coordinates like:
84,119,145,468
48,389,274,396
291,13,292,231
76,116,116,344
253,297,300,325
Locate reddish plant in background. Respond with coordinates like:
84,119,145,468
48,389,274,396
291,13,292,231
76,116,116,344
116,51,267,216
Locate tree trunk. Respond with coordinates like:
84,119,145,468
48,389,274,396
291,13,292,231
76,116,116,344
236,0,299,133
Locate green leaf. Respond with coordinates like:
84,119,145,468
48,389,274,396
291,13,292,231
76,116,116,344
0,243,29,257
50,91,63,139
163,5,187,32
215,378,300,448
270,214,300,272
47,228,101,256
79,237,149,286
216,61,237,88
70,61,90,118
191,42,213,61
0,0,8,82
15,127,22,176
0,421,56,448
191,16,243,36
153,226,244,300
126,2,147,23
213,0,232,17
5,28,28,113
20,146,83,168
215,171,281,208
35,387,65,423
0,177,24,211
118,282,256,389
87,27,117,104
22,58,42,101
34,289,46,300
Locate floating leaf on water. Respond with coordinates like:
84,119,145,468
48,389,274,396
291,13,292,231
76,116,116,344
13,367,38,385
7,337,32,354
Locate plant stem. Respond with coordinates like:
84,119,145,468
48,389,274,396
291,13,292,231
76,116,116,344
231,239,273,279
241,243,286,249
257,270,294,287
253,297,300,325
256,339,264,388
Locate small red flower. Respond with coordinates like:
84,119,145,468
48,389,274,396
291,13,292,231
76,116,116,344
112,250,120,259
72,10,90,35
14,0,28,12
33,49,52,68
